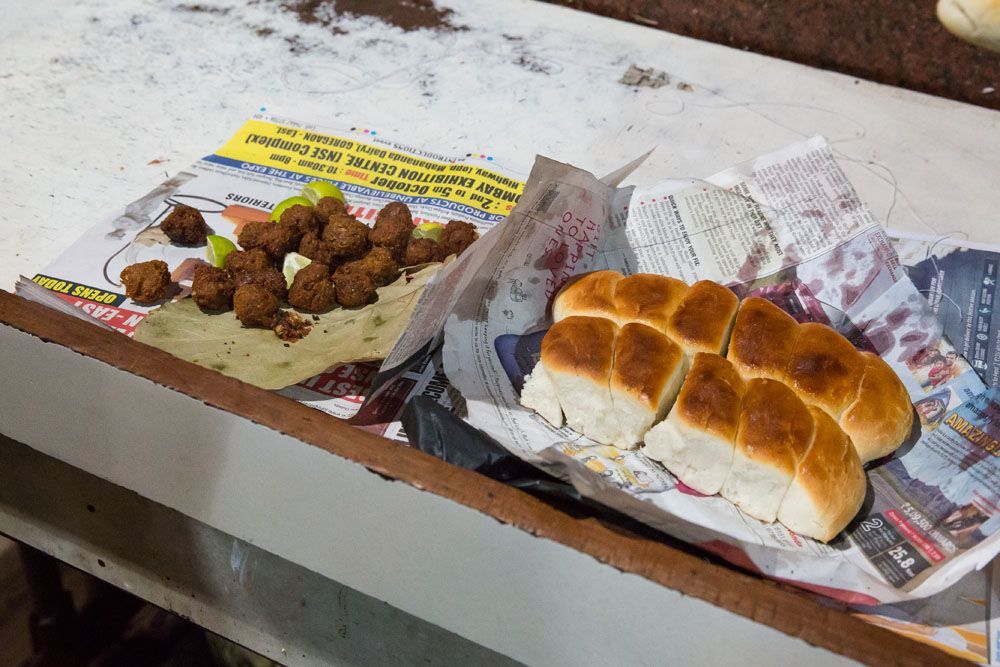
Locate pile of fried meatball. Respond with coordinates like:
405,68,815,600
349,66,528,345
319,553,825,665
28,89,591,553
120,198,478,342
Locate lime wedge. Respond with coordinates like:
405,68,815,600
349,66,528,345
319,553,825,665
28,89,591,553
270,196,314,222
206,235,237,268
412,222,445,242
282,252,313,288
302,181,345,205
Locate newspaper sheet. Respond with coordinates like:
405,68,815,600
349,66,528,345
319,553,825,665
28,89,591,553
848,563,996,663
16,112,525,441
891,230,1000,391
442,136,1000,604
863,232,1000,664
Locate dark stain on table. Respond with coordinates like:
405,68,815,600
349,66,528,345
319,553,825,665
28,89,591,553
281,0,466,33
546,0,1000,111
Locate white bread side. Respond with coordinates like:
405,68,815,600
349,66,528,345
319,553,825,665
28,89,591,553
778,406,866,543
721,378,816,522
610,323,686,449
541,315,621,444
643,353,745,495
520,360,564,428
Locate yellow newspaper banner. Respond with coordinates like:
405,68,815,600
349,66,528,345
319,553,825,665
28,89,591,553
215,119,523,216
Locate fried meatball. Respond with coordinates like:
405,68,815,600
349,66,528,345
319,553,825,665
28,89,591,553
343,246,399,287
237,221,270,252
280,204,321,237
224,248,273,274
232,267,288,302
404,238,444,266
332,264,377,308
322,213,369,260
315,196,347,220
238,221,301,260
161,204,208,245
191,264,234,311
288,262,336,312
298,231,340,266
120,260,170,303
233,284,278,328
368,201,413,259
376,200,413,228
440,220,478,257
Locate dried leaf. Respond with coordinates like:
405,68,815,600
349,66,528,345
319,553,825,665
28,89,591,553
134,263,440,389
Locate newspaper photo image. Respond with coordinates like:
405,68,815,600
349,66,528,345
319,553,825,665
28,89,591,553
442,136,1000,604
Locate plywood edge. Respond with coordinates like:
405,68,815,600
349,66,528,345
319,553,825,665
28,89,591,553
0,290,964,666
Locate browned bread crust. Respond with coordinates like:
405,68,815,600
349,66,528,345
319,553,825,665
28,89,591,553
727,297,800,381
667,280,740,356
611,322,685,412
839,352,915,463
673,352,745,441
784,322,867,420
613,274,689,331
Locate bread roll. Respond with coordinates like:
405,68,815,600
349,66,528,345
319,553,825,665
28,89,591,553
666,280,739,359
644,353,746,495
937,0,1000,53
520,361,564,428
727,297,800,381
721,378,815,522
613,273,689,332
610,323,686,448
777,406,866,543
784,323,865,419
552,270,622,322
526,270,902,541
840,352,915,463
540,315,621,443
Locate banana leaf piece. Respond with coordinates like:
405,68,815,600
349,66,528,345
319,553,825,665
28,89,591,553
134,263,440,389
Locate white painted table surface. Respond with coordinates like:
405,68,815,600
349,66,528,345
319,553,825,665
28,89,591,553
2,0,999,664
1,0,999,290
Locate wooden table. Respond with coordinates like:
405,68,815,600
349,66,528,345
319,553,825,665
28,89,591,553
2,0,998,664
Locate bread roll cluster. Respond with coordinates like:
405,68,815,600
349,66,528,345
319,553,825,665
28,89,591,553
520,270,914,542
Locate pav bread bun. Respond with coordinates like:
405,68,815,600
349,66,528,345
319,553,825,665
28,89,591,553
777,406,866,542
612,274,689,332
539,315,621,444
643,353,745,495
839,352,915,463
727,297,800,381
721,378,815,522
784,322,866,419
610,323,686,449
666,280,739,359
552,270,622,322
